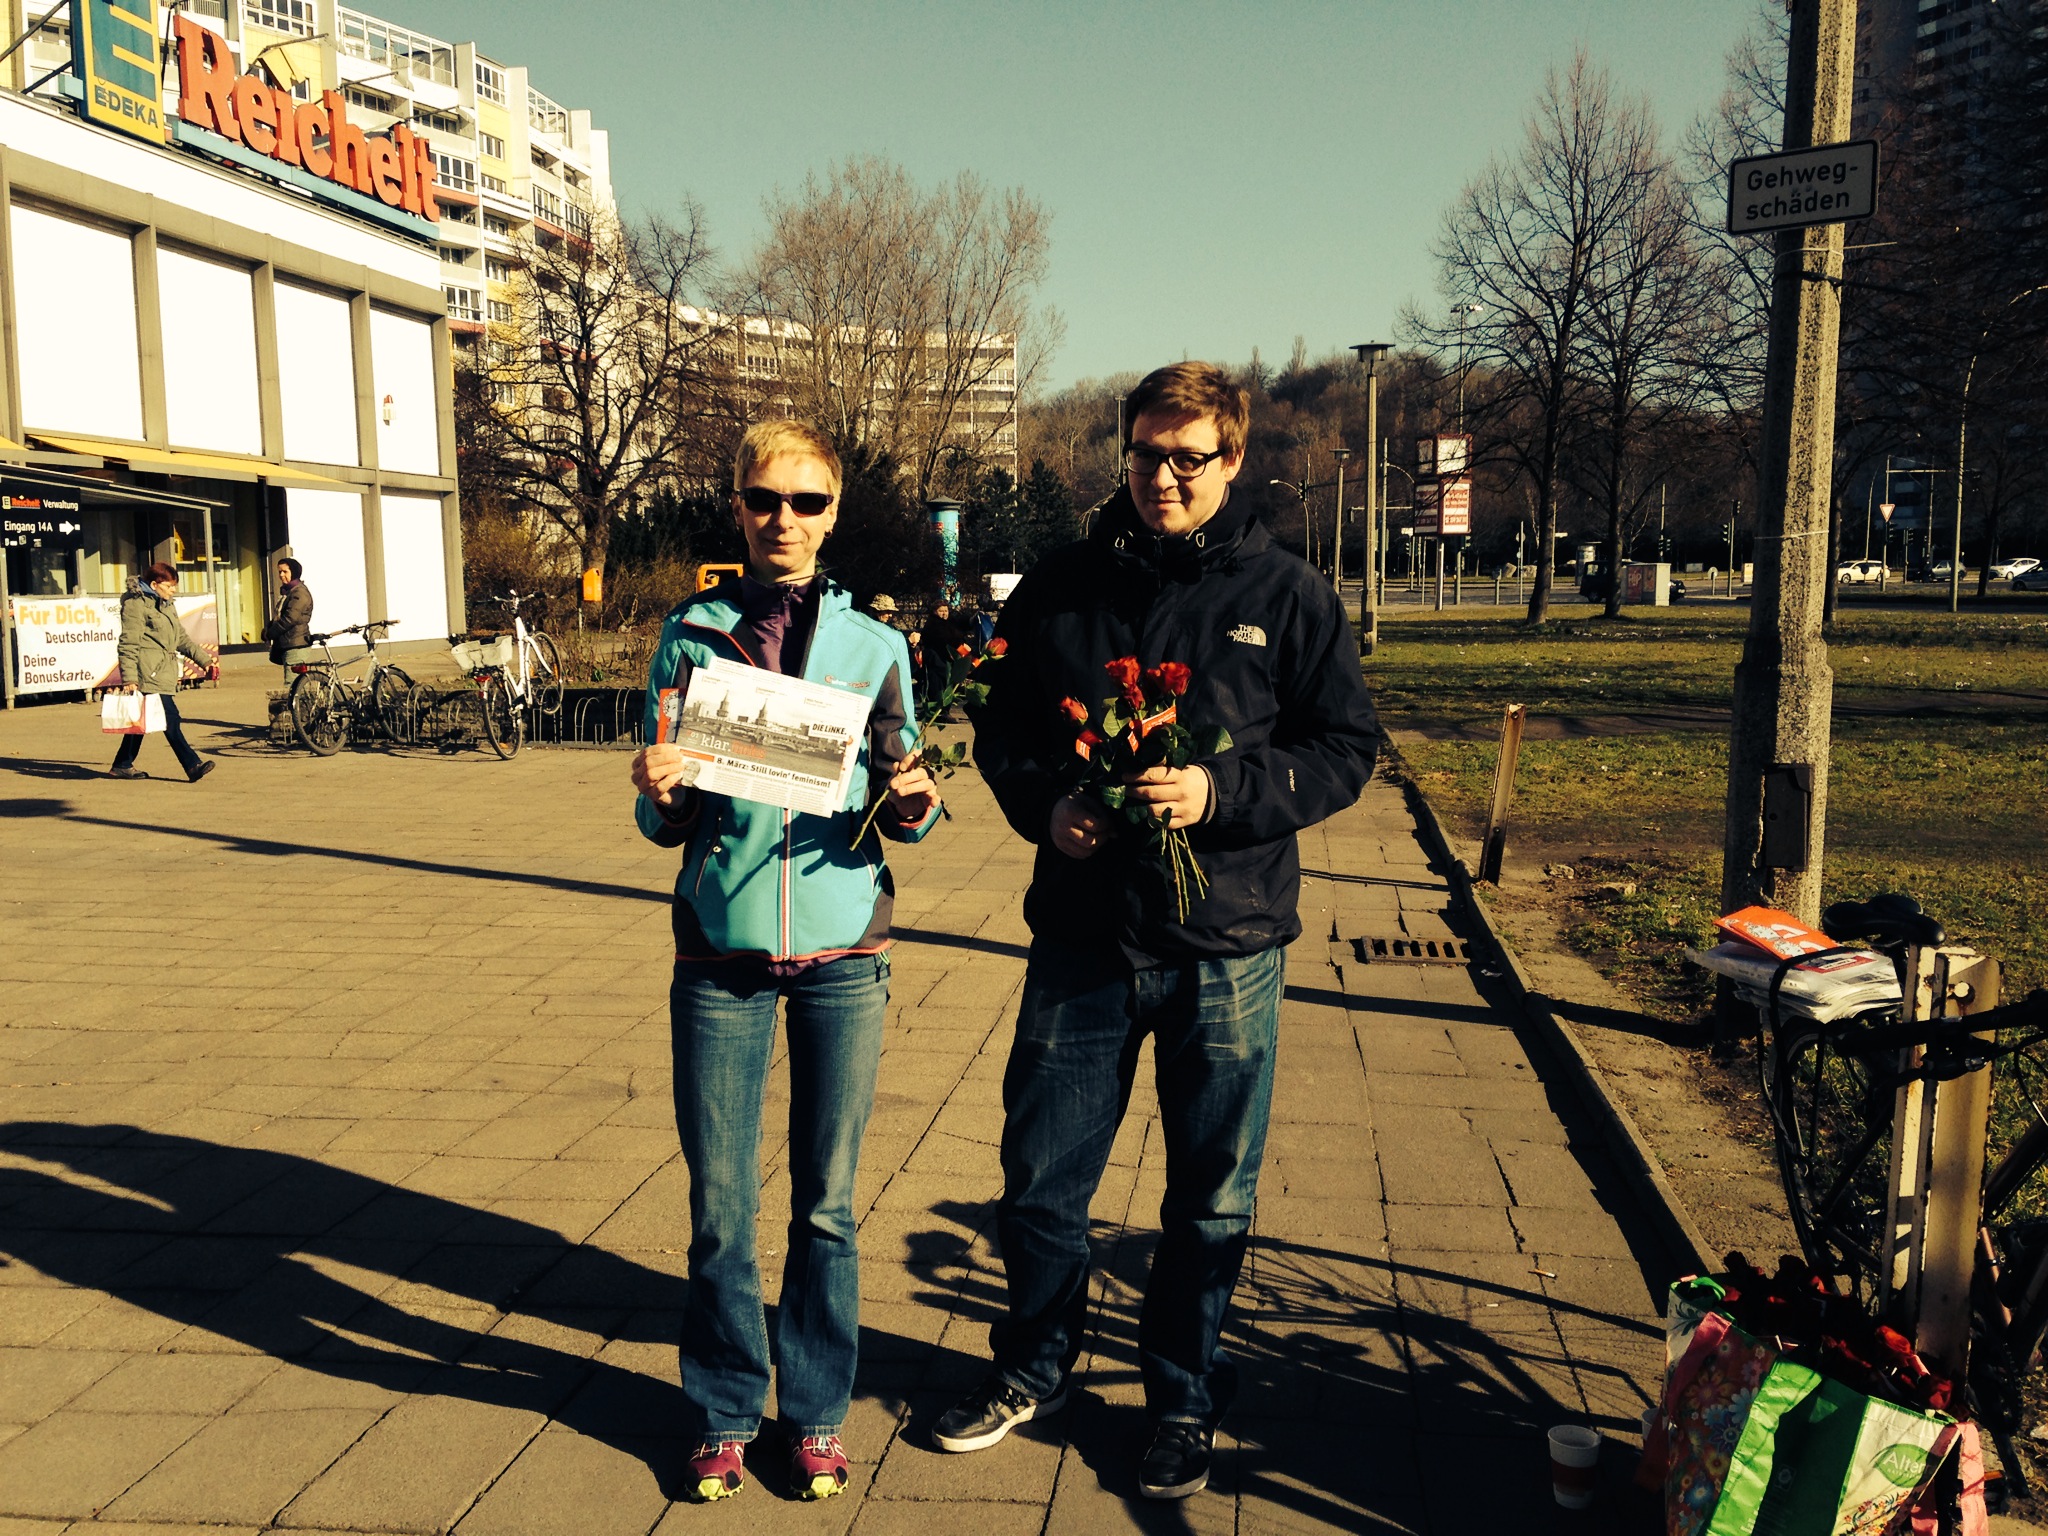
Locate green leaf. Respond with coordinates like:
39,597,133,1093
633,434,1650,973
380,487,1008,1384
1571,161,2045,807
1193,725,1233,756
1097,783,1127,809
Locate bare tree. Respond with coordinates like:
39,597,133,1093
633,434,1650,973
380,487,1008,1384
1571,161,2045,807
1404,53,1660,622
460,207,731,595
736,156,1059,497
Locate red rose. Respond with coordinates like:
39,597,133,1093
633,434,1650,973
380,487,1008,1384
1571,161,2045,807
1104,656,1141,689
1122,685,1146,713
986,637,1008,657
1058,696,1090,725
1154,662,1191,696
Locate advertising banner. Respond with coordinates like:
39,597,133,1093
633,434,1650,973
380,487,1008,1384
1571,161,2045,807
8,593,217,695
1414,477,1471,537
74,0,165,143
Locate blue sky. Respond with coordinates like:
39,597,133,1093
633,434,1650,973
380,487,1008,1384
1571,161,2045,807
411,0,1765,390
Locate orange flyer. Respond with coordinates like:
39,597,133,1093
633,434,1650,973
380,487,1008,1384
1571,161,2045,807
1714,905,1835,960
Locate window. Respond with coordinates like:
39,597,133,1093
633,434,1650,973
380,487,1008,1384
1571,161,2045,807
564,201,591,238
440,202,476,225
481,173,507,194
475,61,505,104
444,286,481,323
412,106,462,134
176,0,228,17
434,151,476,193
343,85,392,115
486,256,514,283
531,188,562,226
244,0,314,35
484,213,513,236
488,300,514,323
478,132,505,161
528,90,567,136
439,245,474,267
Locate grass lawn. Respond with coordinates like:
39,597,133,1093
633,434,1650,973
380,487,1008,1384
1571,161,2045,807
1370,604,2048,1196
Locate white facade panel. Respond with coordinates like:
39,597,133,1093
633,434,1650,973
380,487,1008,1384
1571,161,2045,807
378,494,450,645
369,308,440,475
283,488,370,643
158,247,262,455
275,282,360,467
0,94,441,290
11,204,143,440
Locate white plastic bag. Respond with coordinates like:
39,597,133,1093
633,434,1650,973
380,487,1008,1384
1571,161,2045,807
99,693,165,735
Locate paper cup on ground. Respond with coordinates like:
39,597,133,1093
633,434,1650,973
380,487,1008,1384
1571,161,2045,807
1548,1424,1600,1509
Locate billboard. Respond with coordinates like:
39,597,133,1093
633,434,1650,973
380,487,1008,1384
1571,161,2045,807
1414,477,1471,537
73,0,165,143
8,593,216,695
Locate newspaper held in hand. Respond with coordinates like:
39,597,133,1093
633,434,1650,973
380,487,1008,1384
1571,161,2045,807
658,657,869,817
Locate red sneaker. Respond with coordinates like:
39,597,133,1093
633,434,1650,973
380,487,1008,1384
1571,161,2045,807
790,1433,849,1501
685,1438,746,1502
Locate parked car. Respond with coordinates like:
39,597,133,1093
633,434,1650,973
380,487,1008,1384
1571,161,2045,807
1910,559,1961,581
2013,567,2048,592
1835,559,1887,584
1990,556,2040,580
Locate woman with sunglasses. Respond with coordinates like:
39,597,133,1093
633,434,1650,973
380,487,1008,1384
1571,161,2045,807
630,419,941,1504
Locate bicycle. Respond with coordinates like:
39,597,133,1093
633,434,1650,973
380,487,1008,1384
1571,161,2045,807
488,589,564,716
283,621,415,756
448,632,523,759
1752,893,2048,1492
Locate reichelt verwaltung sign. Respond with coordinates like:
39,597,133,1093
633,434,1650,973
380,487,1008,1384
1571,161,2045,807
1726,140,1879,234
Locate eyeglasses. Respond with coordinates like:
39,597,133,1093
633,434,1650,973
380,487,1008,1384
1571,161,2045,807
1125,445,1227,480
739,485,835,517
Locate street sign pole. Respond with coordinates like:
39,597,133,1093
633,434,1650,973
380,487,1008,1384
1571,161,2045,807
1720,0,1855,935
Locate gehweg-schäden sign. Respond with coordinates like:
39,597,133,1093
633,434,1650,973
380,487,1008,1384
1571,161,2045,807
1727,140,1879,234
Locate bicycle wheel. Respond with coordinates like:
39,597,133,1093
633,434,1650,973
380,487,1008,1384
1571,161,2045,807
289,671,346,756
530,632,565,715
477,670,523,759
373,666,415,742
1759,1021,1892,1301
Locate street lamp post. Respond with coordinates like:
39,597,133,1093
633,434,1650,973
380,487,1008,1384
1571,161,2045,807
1350,342,1391,653
1329,447,1351,594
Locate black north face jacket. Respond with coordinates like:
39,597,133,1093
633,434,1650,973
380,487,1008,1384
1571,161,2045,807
968,485,1379,965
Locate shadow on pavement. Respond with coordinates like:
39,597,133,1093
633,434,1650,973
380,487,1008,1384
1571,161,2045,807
0,795,73,818
893,925,1031,962
0,755,101,782
58,815,672,905
1546,994,1706,1048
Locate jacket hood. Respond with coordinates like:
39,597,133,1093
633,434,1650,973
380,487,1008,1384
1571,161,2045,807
1090,484,1263,582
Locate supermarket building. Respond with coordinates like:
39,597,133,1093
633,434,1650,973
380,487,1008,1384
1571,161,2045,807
0,0,609,700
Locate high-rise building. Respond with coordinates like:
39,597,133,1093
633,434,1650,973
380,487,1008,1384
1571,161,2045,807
12,0,615,341
1851,0,2030,135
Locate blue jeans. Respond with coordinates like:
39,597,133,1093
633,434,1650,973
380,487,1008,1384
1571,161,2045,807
110,692,201,776
669,951,888,1440
993,940,1284,1426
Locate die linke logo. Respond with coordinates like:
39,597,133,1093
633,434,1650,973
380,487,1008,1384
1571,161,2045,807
171,16,441,223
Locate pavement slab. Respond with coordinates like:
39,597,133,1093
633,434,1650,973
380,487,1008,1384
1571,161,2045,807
0,664,1687,1532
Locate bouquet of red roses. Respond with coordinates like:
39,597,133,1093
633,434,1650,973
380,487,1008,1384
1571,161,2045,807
1058,656,1232,921
850,634,1005,847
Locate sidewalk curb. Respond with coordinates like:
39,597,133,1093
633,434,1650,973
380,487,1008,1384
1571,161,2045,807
1389,763,1717,1277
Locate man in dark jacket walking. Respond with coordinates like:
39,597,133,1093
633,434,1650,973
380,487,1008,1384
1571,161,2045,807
938,362,1378,1497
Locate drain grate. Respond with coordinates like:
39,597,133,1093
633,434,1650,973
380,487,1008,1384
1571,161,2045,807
1350,935,1474,966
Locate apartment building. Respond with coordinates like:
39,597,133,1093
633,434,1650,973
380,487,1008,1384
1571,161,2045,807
1852,0,2033,134
9,0,614,340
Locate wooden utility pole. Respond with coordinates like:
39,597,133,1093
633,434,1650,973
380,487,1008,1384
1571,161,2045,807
1719,0,1855,926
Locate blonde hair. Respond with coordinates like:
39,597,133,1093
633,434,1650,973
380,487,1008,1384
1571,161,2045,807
1124,362,1251,458
733,419,843,497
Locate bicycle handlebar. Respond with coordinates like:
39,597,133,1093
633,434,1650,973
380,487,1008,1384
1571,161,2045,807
1822,894,1946,950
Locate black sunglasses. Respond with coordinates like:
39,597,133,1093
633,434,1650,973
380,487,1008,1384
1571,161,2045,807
739,486,835,516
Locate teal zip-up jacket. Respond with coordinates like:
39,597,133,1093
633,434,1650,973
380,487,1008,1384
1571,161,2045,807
635,577,939,964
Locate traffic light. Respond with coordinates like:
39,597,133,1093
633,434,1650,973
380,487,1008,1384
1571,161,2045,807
1720,521,1731,540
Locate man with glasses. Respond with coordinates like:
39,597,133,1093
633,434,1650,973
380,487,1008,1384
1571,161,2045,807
943,362,1378,1497
630,420,941,1504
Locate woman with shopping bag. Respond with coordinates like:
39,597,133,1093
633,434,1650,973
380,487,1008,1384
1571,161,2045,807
107,562,216,782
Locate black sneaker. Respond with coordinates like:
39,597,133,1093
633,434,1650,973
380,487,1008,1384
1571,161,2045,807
1138,1420,1213,1500
932,1375,1068,1452
108,764,146,780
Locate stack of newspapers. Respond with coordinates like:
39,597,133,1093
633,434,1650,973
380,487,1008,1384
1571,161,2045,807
1686,906,1904,1024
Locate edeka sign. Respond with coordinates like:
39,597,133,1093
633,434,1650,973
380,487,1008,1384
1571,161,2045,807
170,17,440,231
74,0,164,144
8,593,217,695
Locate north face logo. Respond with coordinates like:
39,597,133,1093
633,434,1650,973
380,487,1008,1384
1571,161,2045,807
1227,624,1267,646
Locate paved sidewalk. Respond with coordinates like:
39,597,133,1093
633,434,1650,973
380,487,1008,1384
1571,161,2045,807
0,666,1675,1534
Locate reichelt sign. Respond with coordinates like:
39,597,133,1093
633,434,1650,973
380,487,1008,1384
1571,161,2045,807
1727,140,1878,234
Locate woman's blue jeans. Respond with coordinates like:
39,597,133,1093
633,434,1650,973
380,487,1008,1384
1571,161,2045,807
669,951,888,1440
992,939,1284,1427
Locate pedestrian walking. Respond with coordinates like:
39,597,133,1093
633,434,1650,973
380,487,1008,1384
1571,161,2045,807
629,419,942,1504
109,562,217,783
264,557,313,667
941,362,1379,1497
